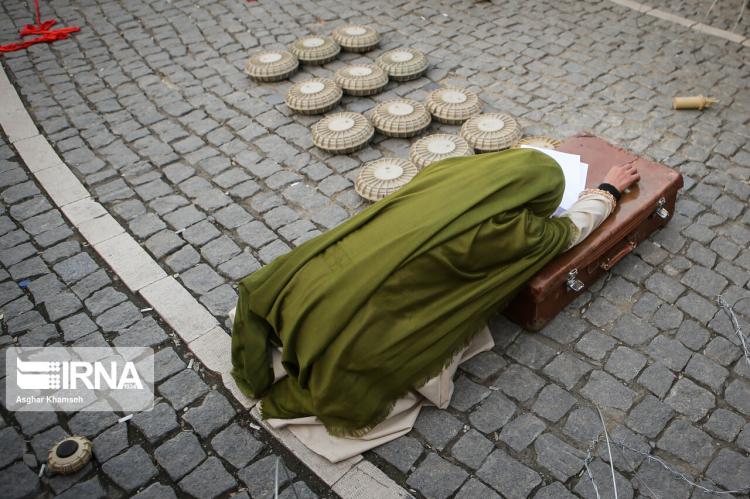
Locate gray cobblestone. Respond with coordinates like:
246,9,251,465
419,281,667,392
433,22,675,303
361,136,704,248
238,455,295,498
96,301,142,332
0,427,25,468
648,335,692,371
179,264,224,294
92,423,129,463
236,220,276,249
531,383,576,422
704,408,744,441
102,445,158,492
406,452,468,499
574,459,633,499
676,319,710,351
414,407,463,450
605,346,647,381
477,449,541,499
665,378,716,421
610,313,660,346
211,423,264,469
657,420,714,469
132,402,179,443
705,336,741,366
496,364,545,402
133,483,177,499
581,371,636,411
155,431,206,480
635,458,692,498
725,379,750,414
507,335,557,369
460,350,506,381
455,478,502,499
0,461,41,499
178,456,237,498
685,353,729,391
183,391,236,438
449,375,490,411
373,435,423,474
705,449,750,492
626,395,674,438
534,433,584,481
85,286,127,315
563,407,601,444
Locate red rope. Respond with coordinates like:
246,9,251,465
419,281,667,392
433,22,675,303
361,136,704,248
0,0,80,53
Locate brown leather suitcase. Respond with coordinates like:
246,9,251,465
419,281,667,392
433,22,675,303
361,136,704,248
505,135,684,331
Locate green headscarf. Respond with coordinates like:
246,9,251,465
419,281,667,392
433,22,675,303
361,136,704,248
231,148,574,436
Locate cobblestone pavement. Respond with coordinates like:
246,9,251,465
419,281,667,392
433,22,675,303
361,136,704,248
649,0,750,37
0,0,749,497
0,136,333,498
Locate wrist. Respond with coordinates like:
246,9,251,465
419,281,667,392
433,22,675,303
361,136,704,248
598,182,621,202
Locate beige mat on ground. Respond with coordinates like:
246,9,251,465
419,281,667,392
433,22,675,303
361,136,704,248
264,326,494,463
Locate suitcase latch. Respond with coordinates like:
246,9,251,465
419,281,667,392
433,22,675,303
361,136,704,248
655,197,669,220
566,269,584,293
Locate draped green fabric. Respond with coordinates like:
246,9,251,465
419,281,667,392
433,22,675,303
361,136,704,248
231,148,575,436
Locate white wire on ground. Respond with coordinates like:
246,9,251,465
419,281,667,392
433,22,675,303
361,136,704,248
596,405,618,499
717,295,750,367
587,406,750,496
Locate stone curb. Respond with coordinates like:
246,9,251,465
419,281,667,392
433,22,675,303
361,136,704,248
609,0,749,45
0,63,410,499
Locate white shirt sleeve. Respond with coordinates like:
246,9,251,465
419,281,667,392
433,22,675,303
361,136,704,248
559,188,617,250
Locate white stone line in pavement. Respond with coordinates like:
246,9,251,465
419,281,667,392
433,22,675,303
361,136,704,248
78,213,125,246
140,276,219,342
0,63,411,499
94,234,167,292
13,135,66,172
609,0,749,44
34,165,89,207
333,461,414,499
0,67,39,144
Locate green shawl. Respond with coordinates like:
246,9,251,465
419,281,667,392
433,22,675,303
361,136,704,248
231,148,574,436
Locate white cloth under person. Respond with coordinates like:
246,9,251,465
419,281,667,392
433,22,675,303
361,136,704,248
246,189,617,463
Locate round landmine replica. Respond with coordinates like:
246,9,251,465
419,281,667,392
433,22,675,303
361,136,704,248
332,24,380,52
410,134,474,169
289,35,340,65
425,87,483,125
285,78,343,115
48,436,92,475
460,113,522,152
355,158,418,201
244,50,299,82
334,64,389,96
371,99,431,138
515,135,561,149
312,112,374,154
376,48,428,81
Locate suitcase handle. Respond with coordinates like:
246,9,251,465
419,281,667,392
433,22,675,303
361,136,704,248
600,240,637,271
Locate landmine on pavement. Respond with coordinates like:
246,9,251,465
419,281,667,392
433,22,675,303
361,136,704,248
332,24,380,52
334,64,389,96
311,111,374,154
410,134,474,169
425,87,483,125
460,113,523,152
355,158,419,201
371,99,431,138
284,78,343,115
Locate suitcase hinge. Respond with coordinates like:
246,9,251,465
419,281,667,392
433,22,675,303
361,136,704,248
566,269,584,293
655,197,669,220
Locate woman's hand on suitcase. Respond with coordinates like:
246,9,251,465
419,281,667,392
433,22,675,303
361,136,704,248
603,162,640,192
